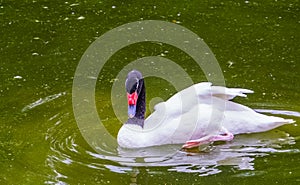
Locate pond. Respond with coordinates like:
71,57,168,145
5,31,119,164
1,0,300,184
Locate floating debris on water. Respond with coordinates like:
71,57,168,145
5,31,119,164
77,16,85,20
172,20,181,24
70,3,80,7
13,75,23,79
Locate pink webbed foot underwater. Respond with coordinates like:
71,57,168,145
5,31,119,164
182,131,234,149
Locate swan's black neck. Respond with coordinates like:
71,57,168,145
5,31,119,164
135,79,146,120
126,77,146,128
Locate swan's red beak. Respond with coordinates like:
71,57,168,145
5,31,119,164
127,92,138,118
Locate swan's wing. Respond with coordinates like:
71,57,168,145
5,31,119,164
153,82,253,115
211,86,253,100
152,83,209,117
192,82,253,100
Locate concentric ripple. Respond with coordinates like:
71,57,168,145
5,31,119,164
44,104,299,182
21,93,299,180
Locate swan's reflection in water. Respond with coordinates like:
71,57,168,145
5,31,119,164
102,130,297,177
46,108,299,184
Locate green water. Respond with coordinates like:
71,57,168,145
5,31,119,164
1,0,300,184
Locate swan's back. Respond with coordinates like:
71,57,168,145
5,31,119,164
118,81,294,149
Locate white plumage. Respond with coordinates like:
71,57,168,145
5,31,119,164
118,78,294,149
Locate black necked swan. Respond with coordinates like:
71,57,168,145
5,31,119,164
117,70,295,149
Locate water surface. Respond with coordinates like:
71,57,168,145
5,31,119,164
1,0,300,184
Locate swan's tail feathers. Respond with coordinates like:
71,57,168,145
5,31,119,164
268,117,295,131
211,86,254,100
282,119,296,124
254,109,296,124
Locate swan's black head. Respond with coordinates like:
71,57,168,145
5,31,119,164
125,70,145,126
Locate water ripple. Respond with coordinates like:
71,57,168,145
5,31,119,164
45,108,299,181
86,130,298,176
22,92,67,112
255,109,300,117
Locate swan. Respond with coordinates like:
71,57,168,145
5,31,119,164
117,70,295,149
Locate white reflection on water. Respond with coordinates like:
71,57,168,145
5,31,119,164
45,108,299,182
255,109,300,117
97,129,298,176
